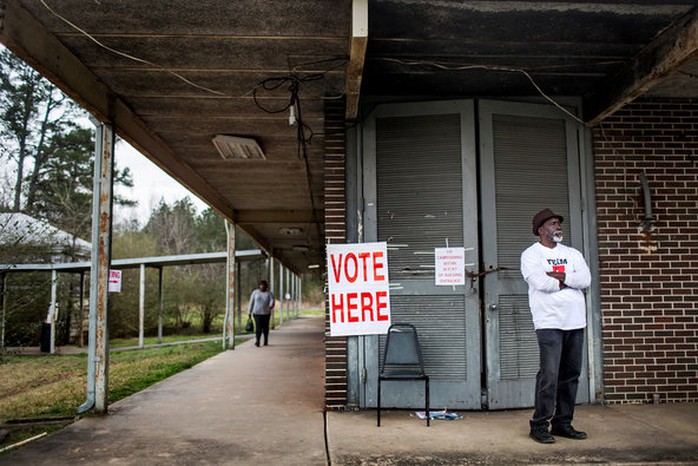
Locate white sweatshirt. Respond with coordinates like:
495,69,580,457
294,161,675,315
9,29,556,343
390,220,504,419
520,242,591,330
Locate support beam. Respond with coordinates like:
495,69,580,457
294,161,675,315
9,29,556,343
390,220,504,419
236,260,242,334
270,257,276,330
139,263,145,349
1,273,6,348
235,209,322,224
78,122,115,415
49,270,58,354
585,8,698,126
279,266,285,326
157,267,164,344
78,272,85,347
345,0,368,120
224,220,236,350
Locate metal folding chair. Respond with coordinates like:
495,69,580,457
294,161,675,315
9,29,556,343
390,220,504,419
377,323,430,427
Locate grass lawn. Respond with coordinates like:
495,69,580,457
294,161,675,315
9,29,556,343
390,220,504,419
0,340,226,451
0,310,322,452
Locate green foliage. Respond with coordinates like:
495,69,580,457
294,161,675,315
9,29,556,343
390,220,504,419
27,127,134,240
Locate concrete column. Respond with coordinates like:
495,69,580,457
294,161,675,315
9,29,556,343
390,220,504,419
139,263,145,348
49,270,58,354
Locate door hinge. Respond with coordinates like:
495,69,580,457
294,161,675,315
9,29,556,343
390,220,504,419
481,390,489,409
362,367,367,384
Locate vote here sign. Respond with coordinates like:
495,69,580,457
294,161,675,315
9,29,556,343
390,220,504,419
327,242,391,337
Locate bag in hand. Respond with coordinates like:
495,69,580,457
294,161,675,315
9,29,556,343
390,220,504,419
245,317,254,332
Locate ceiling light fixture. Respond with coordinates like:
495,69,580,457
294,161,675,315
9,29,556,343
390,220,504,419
279,227,304,236
212,135,266,160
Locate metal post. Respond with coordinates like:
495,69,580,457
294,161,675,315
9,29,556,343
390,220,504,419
139,263,145,348
1,272,7,348
49,270,58,354
236,260,242,334
279,266,285,326
298,275,302,317
223,220,236,349
157,267,164,344
78,272,85,347
285,268,291,321
270,257,276,330
295,274,300,317
77,121,115,415
293,273,297,318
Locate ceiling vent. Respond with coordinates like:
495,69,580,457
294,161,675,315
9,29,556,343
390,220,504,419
212,135,266,160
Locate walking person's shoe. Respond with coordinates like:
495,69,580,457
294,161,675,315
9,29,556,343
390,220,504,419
255,341,260,347
551,425,587,440
529,424,556,444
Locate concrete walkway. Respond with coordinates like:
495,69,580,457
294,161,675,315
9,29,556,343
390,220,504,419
1,315,697,465
1,316,327,466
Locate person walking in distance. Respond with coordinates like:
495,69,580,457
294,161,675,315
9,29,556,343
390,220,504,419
248,280,275,347
521,209,591,444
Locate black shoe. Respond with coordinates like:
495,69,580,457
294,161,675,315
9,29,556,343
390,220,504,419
551,425,587,440
529,426,556,444
264,342,268,346
255,341,260,347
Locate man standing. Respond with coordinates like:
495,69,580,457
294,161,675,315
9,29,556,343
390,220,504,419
248,280,275,347
521,208,591,444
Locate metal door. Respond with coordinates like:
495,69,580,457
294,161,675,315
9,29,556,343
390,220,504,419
362,100,481,409
479,100,589,409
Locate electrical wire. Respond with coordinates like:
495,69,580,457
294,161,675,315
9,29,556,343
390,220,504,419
380,57,590,127
38,0,227,96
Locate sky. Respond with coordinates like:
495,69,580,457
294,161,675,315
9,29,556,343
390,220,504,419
114,140,209,225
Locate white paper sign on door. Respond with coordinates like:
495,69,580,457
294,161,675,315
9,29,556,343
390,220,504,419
435,247,465,286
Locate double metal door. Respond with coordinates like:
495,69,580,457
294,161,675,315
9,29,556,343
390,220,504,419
360,99,587,410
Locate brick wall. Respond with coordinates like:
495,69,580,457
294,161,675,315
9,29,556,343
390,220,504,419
593,98,698,403
323,100,348,409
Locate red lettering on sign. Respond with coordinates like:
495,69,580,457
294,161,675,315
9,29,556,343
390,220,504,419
346,292,359,322
345,253,358,283
330,254,343,284
360,292,374,321
331,293,344,323
376,291,389,321
373,251,385,281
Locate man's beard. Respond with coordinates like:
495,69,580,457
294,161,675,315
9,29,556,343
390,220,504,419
551,232,564,243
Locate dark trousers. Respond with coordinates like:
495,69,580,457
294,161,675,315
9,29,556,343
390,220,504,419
253,313,271,345
531,328,584,430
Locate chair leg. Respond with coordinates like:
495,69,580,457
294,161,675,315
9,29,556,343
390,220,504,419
424,377,431,427
377,378,381,427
